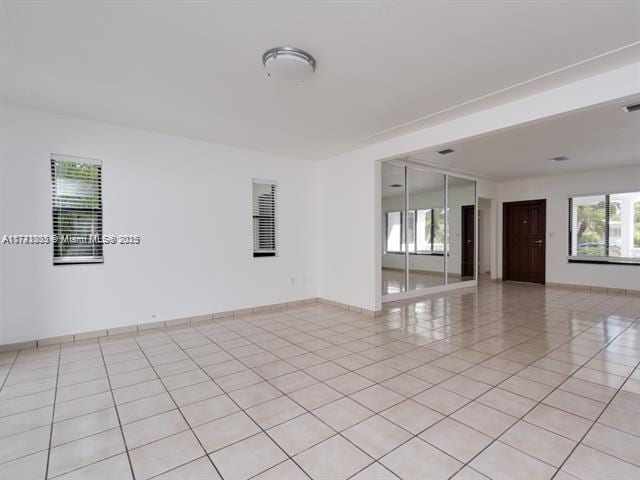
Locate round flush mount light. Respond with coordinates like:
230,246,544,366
550,156,569,162
262,47,316,81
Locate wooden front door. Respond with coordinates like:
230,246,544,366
461,205,475,279
503,199,546,284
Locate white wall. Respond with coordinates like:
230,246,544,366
0,105,318,344
478,197,492,274
497,165,640,290
316,155,379,312
317,63,639,311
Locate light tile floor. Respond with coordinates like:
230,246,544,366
1,280,639,480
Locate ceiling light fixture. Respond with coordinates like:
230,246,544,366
437,148,455,155
262,47,316,81
623,102,640,113
550,156,569,162
389,184,403,188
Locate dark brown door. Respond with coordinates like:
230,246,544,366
461,205,475,279
503,199,546,284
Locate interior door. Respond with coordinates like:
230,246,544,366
503,199,546,284
461,205,475,279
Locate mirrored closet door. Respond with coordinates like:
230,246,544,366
381,161,477,299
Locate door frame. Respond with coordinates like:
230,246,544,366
502,199,546,284
461,204,475,279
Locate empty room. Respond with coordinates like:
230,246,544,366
1,1,639,479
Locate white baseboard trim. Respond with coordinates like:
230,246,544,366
0,297,383,352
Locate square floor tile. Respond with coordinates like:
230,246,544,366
48,428,125,478
253,459,309,480
381,373,432,397
117,392,175,425
0,449,48,480
563,444,640,480
470,441,556,480
343,415,412,459
153,457,221,480
210,432,287,480
123,409,189,449
350,385,404,412
325,372,374,395
268,370,317,394
524,404,592,441
452,401,517,438
170,381,222,407
129,430,203,480
52,407,119,446
194,411,260,453
180,394,239,427
313,397,373,431
267,413,334,456
381,437,462,480
54,453,132,480
294,435,373,480
246,395,305,429
501,420,575,467
420,418,492,463
289,383,343,410
582,422,640,467
381,399,443,434
476,388,536,418
412,386,470,415
229,382,282,409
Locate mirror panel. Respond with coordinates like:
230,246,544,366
407,167,445,290
381,162,406,295
447,175,477,283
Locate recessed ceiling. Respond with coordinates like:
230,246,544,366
409,96,640,180
1,1,639,159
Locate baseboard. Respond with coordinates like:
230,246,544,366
0,297,383,352
545,282,640,296
496,277,640,296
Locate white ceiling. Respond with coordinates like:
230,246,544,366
409,96,640,180
1,1,639,159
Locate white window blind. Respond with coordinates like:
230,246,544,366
51,155,103,264
252,180,277,257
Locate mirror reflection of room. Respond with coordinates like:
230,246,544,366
381,162,477,297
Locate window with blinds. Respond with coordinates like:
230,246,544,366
51,155,103,264
252,180,277,257
568,191,640,264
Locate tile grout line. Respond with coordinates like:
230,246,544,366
550,361,640,479
43,345,61,480
95,336,137,480
448,316,639,479
129,335,228,480
0,283,638,479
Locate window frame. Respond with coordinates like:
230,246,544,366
252,179,277,258
51,155,104,266
384,209,445,256
568,190,640,266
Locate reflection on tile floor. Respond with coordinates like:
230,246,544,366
1,280,639,479
382,268,462,295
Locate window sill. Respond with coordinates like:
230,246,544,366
384,251,445,257
568,258,640,266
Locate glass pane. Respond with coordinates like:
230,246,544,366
447,176,476,283
407,167,445,291
382,162,406,295
609,192,640,258
572,195,606,256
